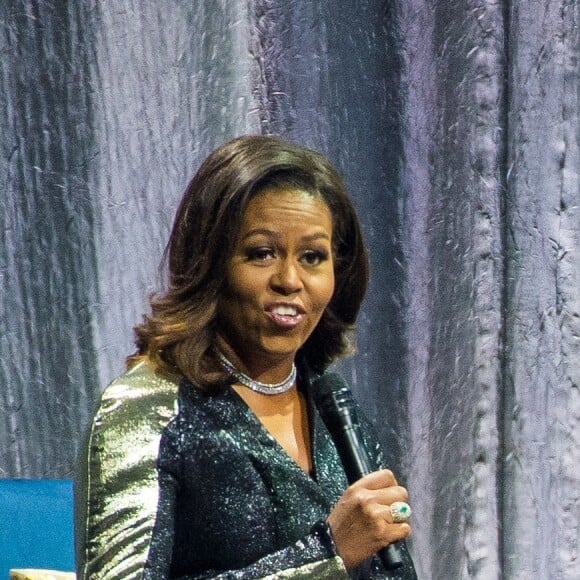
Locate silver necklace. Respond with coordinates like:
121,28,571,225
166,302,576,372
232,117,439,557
216,351,296,395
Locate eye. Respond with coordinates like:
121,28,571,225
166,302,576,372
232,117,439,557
300,250,328,266
246,247,276,261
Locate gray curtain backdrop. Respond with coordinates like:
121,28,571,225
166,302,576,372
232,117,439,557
1,1,578,578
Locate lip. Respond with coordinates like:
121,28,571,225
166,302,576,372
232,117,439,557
265,301,306,329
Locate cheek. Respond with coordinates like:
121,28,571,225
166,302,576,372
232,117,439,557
224,267,259,301
219,275,254,321
314,273,335,311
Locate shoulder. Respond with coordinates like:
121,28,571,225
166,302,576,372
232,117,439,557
85,361,182,472
80,361,182,512
95,361,180,430
101,359,180,405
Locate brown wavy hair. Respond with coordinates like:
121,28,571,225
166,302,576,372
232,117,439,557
129,135,369,392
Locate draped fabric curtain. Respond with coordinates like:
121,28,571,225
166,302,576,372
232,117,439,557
1,1,578,578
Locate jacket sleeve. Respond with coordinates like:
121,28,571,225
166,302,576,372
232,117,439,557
75,363,180,580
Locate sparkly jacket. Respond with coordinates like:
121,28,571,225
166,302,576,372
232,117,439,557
75,361,417,579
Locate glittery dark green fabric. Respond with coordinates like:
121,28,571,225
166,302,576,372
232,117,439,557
76,361,417,579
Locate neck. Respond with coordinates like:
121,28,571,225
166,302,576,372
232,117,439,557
214,341,295,384
215,348,297,396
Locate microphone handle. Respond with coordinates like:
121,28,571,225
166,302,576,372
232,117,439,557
333,424,404,571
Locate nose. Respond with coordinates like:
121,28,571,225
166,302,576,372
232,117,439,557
270,258,303,295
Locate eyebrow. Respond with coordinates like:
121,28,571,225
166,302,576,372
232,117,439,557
242,228,331,242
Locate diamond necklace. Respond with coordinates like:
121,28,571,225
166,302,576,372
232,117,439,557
216,351,297,395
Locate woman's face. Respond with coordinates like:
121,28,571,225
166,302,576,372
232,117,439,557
216,188,335,377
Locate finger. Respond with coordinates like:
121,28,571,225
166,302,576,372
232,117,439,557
362,504,413,542
369,485,409,507
388,522,412,542
352,469,398,490
372,500,412,524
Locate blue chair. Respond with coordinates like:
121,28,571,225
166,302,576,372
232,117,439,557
0,480,75,579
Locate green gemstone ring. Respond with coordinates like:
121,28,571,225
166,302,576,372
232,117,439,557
390,501,412,523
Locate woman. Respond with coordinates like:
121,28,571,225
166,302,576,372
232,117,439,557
75,135,417,579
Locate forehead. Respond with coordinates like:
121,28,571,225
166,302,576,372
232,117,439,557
240,188,333,231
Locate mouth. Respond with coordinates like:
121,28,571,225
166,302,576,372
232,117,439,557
265,303,305,328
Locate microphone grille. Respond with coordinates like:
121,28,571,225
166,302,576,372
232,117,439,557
312,372,358,427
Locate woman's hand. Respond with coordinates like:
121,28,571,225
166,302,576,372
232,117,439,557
326,469,412,569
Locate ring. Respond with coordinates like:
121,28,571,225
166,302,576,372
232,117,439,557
390,501,411,523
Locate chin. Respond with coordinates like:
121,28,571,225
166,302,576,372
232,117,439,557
259,338,304,358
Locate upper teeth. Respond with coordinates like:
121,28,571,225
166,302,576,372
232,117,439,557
273,305,298,316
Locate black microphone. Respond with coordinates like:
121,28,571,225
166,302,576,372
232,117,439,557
312,372,404,570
